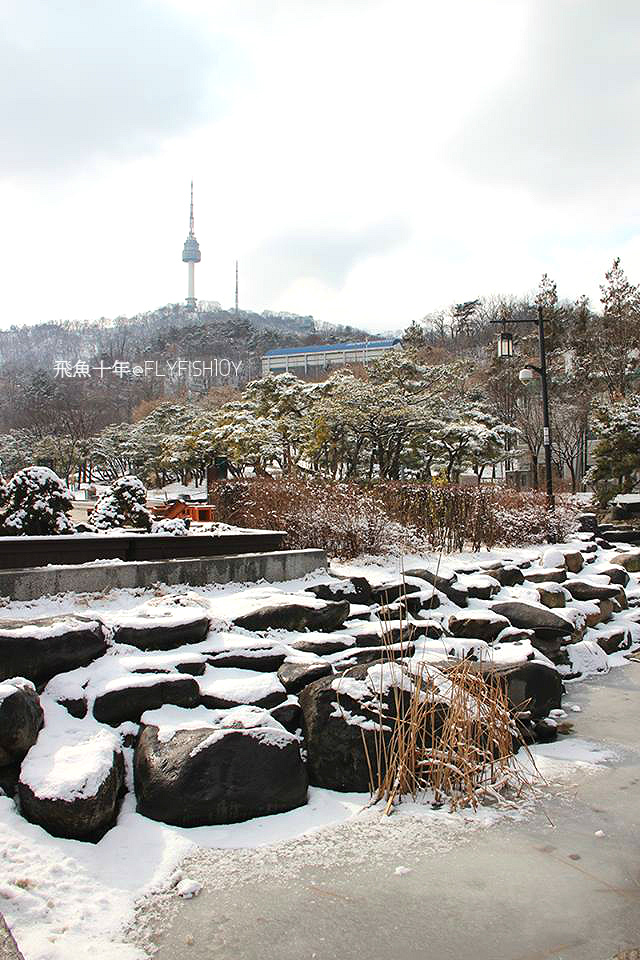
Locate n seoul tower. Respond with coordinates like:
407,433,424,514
182,181,201,308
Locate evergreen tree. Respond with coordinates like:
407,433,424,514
0,466,73,535
90,475,152,530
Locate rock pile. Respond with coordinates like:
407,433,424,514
0,536,638,840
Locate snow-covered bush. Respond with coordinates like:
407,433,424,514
486,490,580,546
0,466,73,536
151,517,189,536
209,477,423,558
208,478,579,557
90,475,152,531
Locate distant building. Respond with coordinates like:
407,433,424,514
261,339,402,376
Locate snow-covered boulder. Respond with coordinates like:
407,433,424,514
536,582,569,609
526,566,567,584
591,624,632,654
611,550,640,573
299,663,405,792
18,704,125,841
540,548,566,569
277,659,333,695
557,639,610,680
269,695,302,732
540,547,584,574
564,578,626,604
457,573,501,600
330,640,416,669
480,563,525,587
232,597,350,633
204,634,288,673
290,632,356,656
562,550,584,574
0,616,106,687
403,567,469,606
92,673,200,726
197,667,286,710
487,661,563,720
448,609,511,643
305,576,373,605
583,598,615,628
590,563,630,587
110,609,210,651
134,705,307,826
490,601,576,638
0,678,43,767
370,580,422,605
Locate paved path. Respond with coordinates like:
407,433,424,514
137,665,640,960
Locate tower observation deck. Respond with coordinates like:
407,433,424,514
182,181,201,308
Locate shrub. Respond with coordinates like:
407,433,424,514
151,517,189,536
208,477,579,558
376,482,579,551
209,476,423,558
90,475,152,531
0,466,73,536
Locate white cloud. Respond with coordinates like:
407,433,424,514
0,0,638,331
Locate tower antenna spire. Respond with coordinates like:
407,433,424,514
235,260,239,316
182,180,201,309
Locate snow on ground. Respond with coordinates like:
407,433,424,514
1,538,639,959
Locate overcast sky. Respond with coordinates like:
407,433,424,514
1,0,639,332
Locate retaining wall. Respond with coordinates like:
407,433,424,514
0,549,327,601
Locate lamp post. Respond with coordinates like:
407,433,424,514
492,304,554,507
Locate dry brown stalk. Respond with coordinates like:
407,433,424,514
357,617,538,813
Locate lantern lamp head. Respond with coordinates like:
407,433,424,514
518,366,535,384
497,330,514,358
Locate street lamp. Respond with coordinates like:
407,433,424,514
497,329,514,358
492,304,554,507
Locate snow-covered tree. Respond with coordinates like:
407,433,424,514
0,431,36,479
588,397,640,501
597,257,640,397
0,466,73,536
90,475,152,530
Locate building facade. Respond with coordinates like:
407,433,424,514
261,339,402,376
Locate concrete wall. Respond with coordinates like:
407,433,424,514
0,549,327,602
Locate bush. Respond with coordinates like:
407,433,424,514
151,517,189,536
209,476,422,558
208,477,579,558
0,466,73,536
376,482,578,551
91,475,152,531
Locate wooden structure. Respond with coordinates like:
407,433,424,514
150,499,216,523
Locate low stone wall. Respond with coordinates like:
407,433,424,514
0,549,327,601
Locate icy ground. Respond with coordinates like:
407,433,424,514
1,541,639,959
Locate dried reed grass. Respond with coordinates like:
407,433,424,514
340,589,540,814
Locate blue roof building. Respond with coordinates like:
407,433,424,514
261,338,401,376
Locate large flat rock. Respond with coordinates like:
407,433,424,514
490,601,575,637
0,617,106,688
93,674,200,726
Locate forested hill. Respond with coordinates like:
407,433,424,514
0,302,374,435
0,301,371,378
